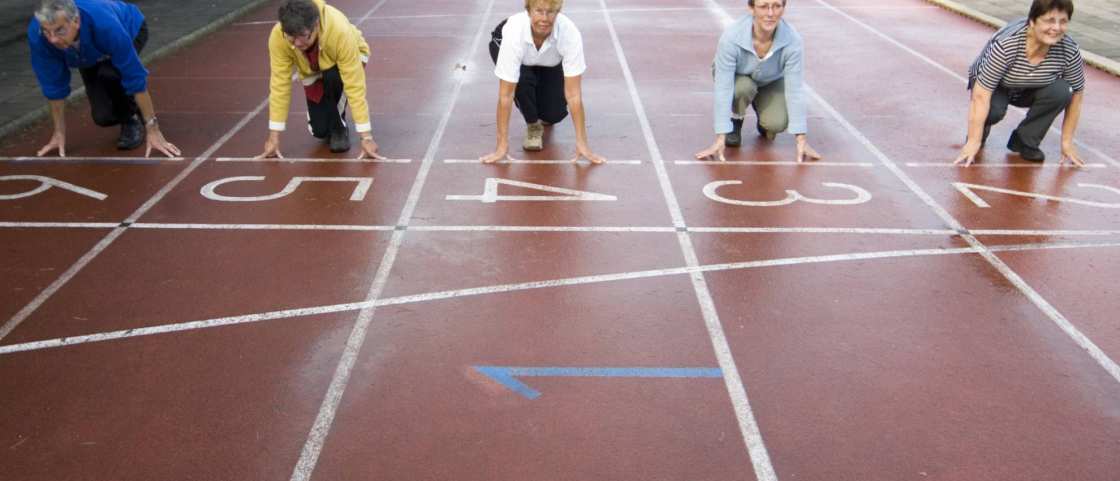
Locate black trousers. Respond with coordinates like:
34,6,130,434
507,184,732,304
980,78,1073,149
489,20,568,124
79,21,148,127
306,66,348,138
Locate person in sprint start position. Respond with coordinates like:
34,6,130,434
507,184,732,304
482,0,605,164
954,0,1086,166
258,0,386,159
695,0,820,163
28,0,179,157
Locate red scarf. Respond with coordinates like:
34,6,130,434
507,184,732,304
303,42,324,103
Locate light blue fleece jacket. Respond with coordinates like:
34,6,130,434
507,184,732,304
712,15,806,135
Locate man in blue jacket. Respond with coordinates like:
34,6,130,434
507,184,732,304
28,0,179,157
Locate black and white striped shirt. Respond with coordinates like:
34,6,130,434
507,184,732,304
968,18,1085,93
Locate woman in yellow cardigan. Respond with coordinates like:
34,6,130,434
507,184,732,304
257,0,385,158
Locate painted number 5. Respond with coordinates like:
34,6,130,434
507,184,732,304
703,180,872,207
200,176,373,202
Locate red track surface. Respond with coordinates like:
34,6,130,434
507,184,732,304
2,0,1119,479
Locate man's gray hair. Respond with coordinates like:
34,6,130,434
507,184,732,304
34,0,78,24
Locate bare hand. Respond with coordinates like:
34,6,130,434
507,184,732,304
145,127,181,158
37,130,66,157
796,143,822,163
357,136,387,160
795,135,822,163
480,145,510,164
1059,143,1085,167
953,140,982,167
254,133,283,159
571,143,605,164
694,136,726,161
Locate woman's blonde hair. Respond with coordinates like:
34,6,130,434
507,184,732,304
525,0,564,12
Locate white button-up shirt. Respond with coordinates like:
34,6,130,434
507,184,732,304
493,11,586,83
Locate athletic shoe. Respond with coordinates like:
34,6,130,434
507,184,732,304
117,114,144,150
725,118,743,147
1007,130,1044,162
523,120,544,151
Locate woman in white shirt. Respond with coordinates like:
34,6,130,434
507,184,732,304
481,0,604,164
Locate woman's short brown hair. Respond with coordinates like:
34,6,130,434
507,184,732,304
1029,0,1074,22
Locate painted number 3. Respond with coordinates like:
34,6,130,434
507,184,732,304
703,180,872,207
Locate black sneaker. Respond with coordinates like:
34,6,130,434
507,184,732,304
725,118,743,147
117,114,144,150
1007,130,1044,162
329,128,350,153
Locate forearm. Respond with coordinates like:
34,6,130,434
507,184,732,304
966,88,992,143
568,96,588,146
48,99,66,133
1061,91,1083,146
133,91,156,123
495,96,513,149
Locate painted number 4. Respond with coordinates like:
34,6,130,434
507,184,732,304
446,178,617,203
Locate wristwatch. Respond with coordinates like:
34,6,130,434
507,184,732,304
145,116,158,128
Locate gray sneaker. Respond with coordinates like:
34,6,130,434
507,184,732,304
523,120,544,151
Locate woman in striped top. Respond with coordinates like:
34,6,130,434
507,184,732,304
953,0,1085,166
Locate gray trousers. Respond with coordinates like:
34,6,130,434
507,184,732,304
985,78,1073,148
732,75,788,133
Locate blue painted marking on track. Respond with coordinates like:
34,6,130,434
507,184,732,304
473,366,723,400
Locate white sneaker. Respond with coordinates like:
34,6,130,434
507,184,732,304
522,121,544,151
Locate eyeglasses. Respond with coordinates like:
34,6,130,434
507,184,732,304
1034,16,1069,28
753,2,785,12
529,7,559,18
283,28,316,44
40,23,72,41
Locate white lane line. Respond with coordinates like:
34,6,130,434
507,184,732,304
0,100,269,342
215,157,413,163
0,156,184,163
7,240,1120,357
905,162,1108,169
805,80,1120,385
972,229,1120,237
443,158,644,164
0,222,118,229
673,160,874,166
0,301,371,355
406,225,677,232
812,0,1120,168
130,223,396,231
8,222,1115,238
606,0,775,479
288,0,495,479
688,226,956,235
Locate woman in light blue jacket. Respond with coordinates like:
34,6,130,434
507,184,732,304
695,0,820,162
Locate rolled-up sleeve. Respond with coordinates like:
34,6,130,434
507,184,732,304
781,42,807,135
100,23,148,95
712,32,738,134
267,26,294,131
1064,45,1086,92
559,22,586,77
494,21,522,83
975,41,1009,92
